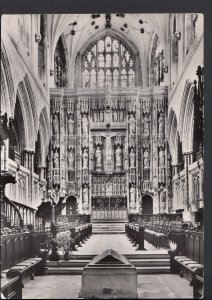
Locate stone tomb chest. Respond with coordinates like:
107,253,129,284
79,249,137,299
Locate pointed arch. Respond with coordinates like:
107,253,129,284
16,81,36,150
1,41,15,115
74,28,142,88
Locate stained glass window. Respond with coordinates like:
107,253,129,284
82,35,136,88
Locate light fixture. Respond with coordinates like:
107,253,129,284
139,19,143,24
121,27,125,31
92,14,100,19
91,21,95,25
95,25,99,30
140,28,144,33
116,14,125,18
124,23,128,28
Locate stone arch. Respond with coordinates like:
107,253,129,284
63,195,78,215
16,81,36,150
1,41,15,115
74,28,142,88
142,194,153,214
180,82,195,153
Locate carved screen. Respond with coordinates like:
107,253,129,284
82,35,136,88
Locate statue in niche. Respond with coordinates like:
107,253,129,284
82,148,89,168
158,113,164,134
119,109,124,122
106,134,112,162
143,148,150,168
159,169,165,183
52,115,59,135
129,148,136,168
130,184,136,203
99,110,104,122
129,113,136,134
143,115,150,135
95,146,102,168
159,148,165,167
53,151,59,168
83,186,88,204
68,114,74,135
82,114,88,135
67,149,74,169
113,110,118,122
93,110,98,122
115,145,122,168
160,190,166,203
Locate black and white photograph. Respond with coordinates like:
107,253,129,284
1,11,204,299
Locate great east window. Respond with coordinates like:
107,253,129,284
82,35,136,88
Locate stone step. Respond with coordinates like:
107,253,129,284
66,253,169,260
45,265,170,275
136,266,170,274
46,258,169,268
45,267,83,275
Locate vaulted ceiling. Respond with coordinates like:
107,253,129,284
46,14,170,68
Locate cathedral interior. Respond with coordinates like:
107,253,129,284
1,13,204,299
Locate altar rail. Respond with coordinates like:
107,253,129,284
1,231,47,271
91,208,128,221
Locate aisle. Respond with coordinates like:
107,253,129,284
73,233,168,255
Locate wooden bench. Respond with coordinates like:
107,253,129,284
4,258,43,286
1,276,22,299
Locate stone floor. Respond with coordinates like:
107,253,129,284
71,233,168,255
23,274,193,299
22,234,193,299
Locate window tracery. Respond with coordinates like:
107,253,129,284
82,35,136,88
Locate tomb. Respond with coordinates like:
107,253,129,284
79,249,137,299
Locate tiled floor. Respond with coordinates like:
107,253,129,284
23,274,193,299
72,233,168,255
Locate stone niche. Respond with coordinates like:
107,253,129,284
79,249,137,299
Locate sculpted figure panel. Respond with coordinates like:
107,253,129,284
129,148,136,168
129,113,136,134
68,149,74,169
82,148,89,168
115,145,122,168
53,115,59,135
82,114,88,134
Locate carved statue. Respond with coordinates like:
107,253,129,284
115,145,122,168
83,186,88,204
95,146,102,168
52,115,59,135
113,110,118,122
158,113,164,134
129,113,136,134
143,115,150,135
119,109,124,122
82,114,88,135
93,110,98,122
68,115,74,135
160,190,166,203
53,151,59,168
67,149,74,169
99,110,104,122
106,135,112,162
143,148,150,168
129,148,136,168
159,148,165,167
130,184,136,203
82,148,89,168
159,169,165,183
